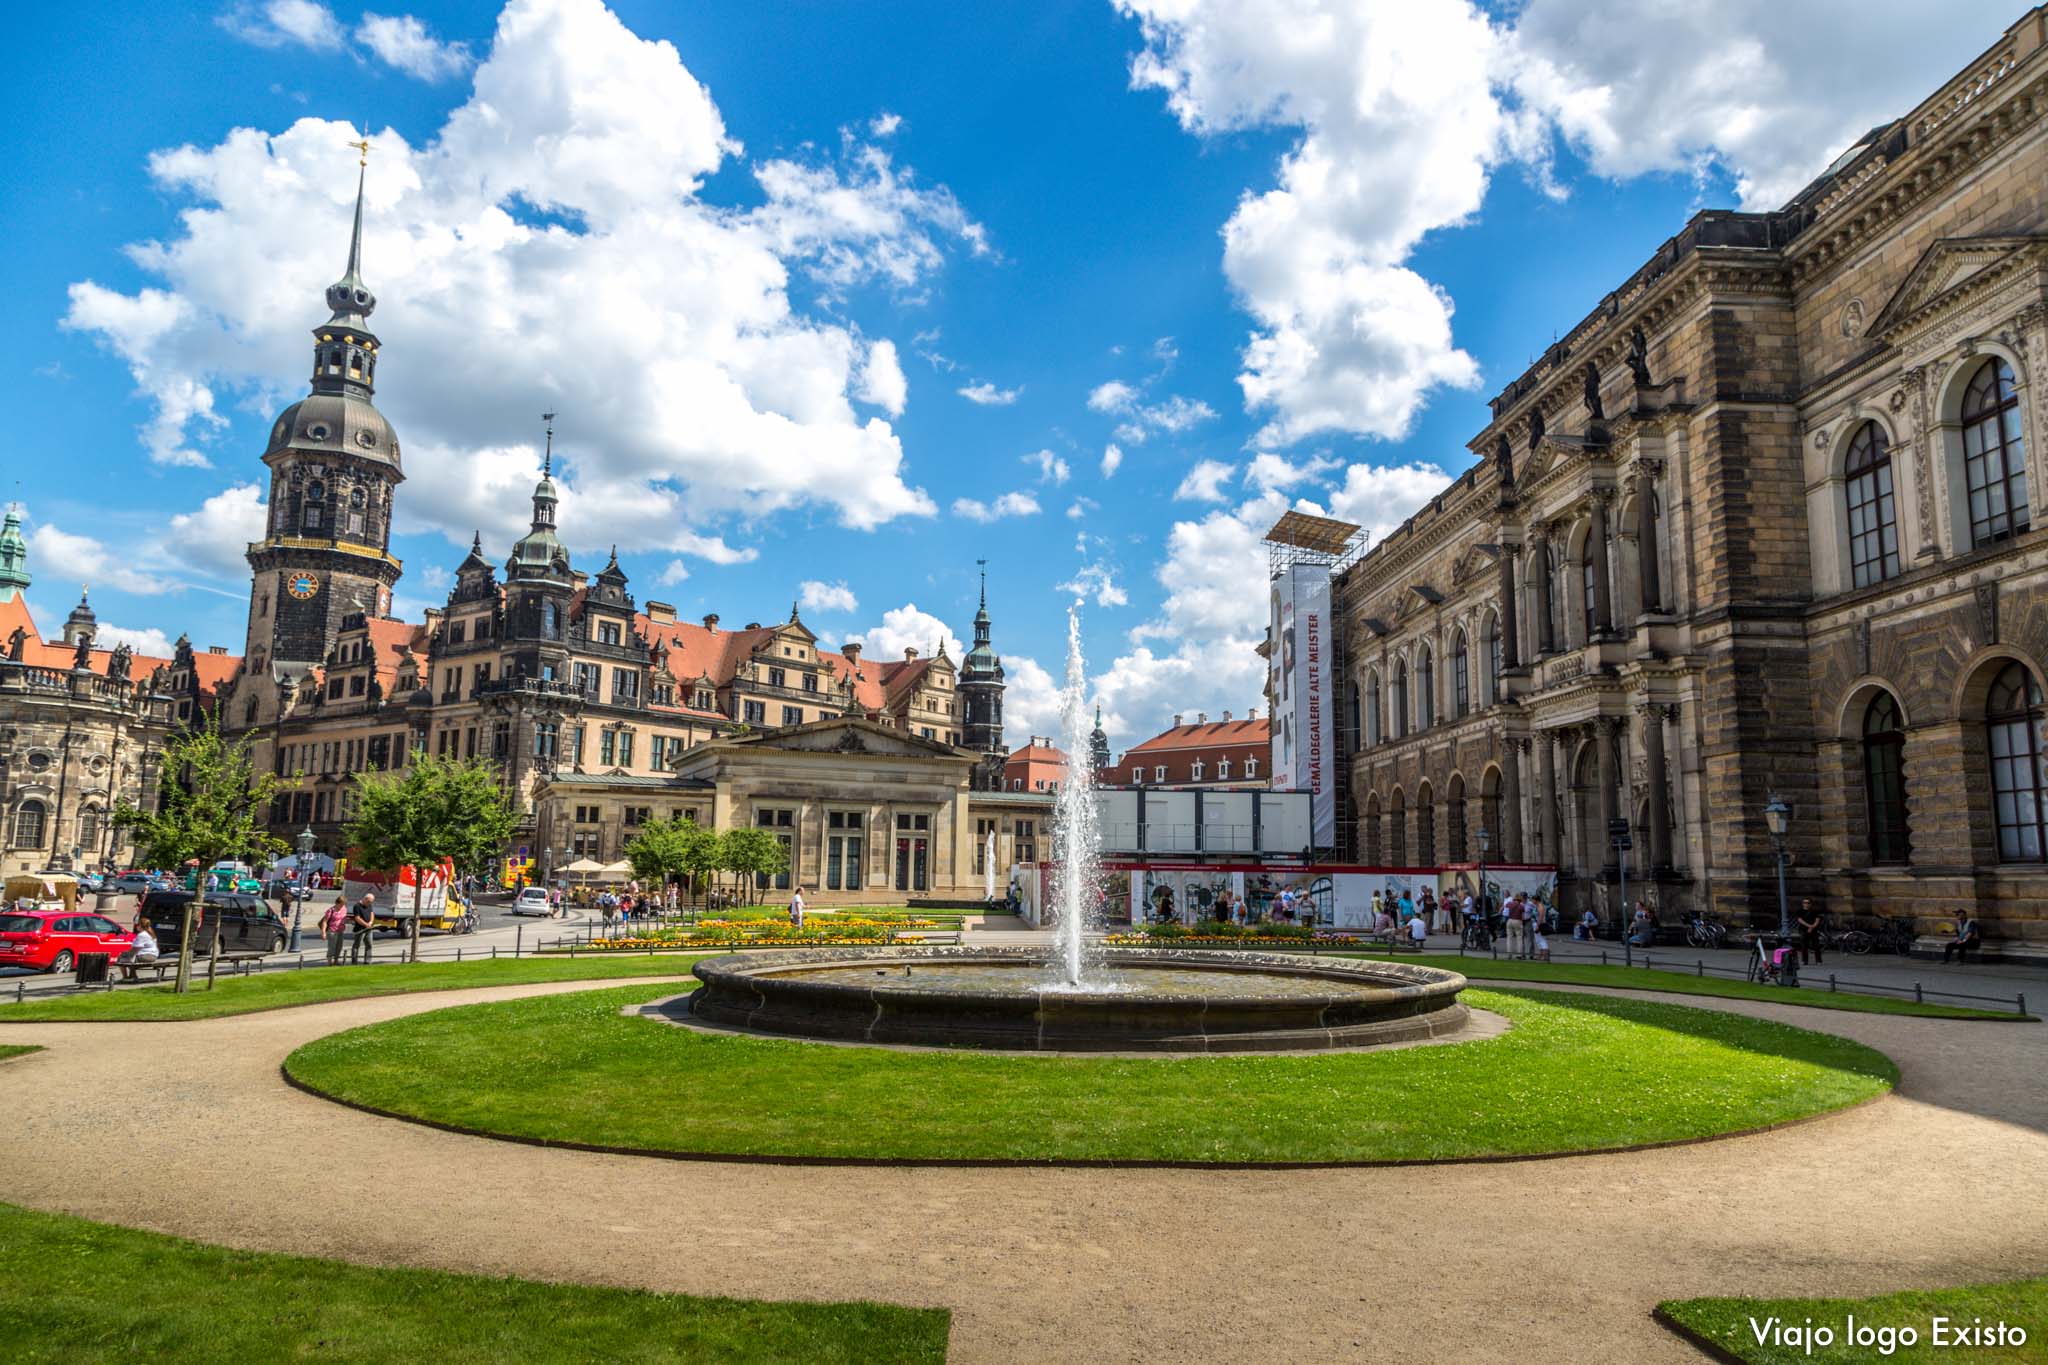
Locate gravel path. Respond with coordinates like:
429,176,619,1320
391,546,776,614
2,978,2043,1363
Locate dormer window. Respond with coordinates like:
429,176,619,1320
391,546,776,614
1246,758,1258,779
307,481,325,502
1218,758,1230,780
598,621,622,647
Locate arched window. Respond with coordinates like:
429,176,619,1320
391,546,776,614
1581,548,1598,639
11,799,46,849
1862,693,1910,864
1417,648,1435,729
1962,358,2029,547
1447,776,1467,862
1845,422,1900,587
1366,672,1382,746
1416,783,1436,866
1544,543,1562,651
1393,660,1409,740
1452,631,1470,718
1364,793,1383,864
1987,661,2047,862
77,806,102,853
1389,789,1407,866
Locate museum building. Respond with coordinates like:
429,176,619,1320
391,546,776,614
1332,9,2048,954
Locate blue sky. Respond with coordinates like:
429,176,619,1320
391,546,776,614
0,0,1999,747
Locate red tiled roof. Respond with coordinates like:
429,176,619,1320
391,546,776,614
0,595,238,696
1120,717,1270,755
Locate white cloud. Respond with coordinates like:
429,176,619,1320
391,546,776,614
1244,451,1338,494
1057,562,1129,608
1326,461,1454,543
1120,0,1996,449
958,381,1021,406
69,0,978,557
358,13,474,82
221,0,345,50
1000,654,1064,740
1173,459,1235,503
1065,497,1098,519
28,526,177,596
1025,449,1070,485
856,338,908,416
1100,442,1123,478
855,603,963,663
950,490,1041,522
658,560,690,585
798,579,859,613
96,623,177,657
870,111,903,138
164,482,270,580
1087,380,1136,412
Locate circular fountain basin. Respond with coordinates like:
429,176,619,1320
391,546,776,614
685,946,1469,1053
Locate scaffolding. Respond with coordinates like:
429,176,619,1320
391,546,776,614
1263,512,1366,861
1263,509,1367,577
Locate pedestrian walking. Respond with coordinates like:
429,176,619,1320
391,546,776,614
1504,894,1528,957
321,897,349,965
789,884,806,931
348,895,377,965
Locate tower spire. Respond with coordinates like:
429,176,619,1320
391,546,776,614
323,139,376,330
542,411,556,476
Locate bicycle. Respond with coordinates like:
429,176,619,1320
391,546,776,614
1825,922,1875,955
1873,916,1918,956
1461,916,1493,951
1745,936,1799,986
1684,913,1728,950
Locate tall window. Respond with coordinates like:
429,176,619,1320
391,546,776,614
1393,660,1409,739
1543,543,1562,651
1366,672,1382,745
1416,785,1436,866
1389,789,1407,866
77,806,102,853
827,811,864,891
1962,358,2029,547
1862,693,1910,864
1581,548,1598,638
1417,647,1435,729
1987,661,2047,862
1452,631,1470,718
1845,422,1901,586
11,799,46,849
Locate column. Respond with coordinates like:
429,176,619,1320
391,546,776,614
1590,493,1615,637
1642,703,1672,873
1538,729,1560,866
1496,543,1521,671
1635,465,1662,614
1597,716,1621,875
1532,531,1555,656
1501,737,1525,863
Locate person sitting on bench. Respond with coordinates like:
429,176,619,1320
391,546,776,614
115,920,158,982
1942,914,1982,964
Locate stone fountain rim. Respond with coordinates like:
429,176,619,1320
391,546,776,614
691,944,1467,1006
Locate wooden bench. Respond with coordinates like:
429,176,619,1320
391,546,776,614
124,951,267,982
891,930,963,946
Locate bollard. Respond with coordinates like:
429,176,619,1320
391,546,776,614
1601,951,1608,967
457,947,463,963
2018,993,2027,1017
1829,974,1837,994
299,953,306,970
493,945,498,960
1697,960,1704,977
516,926,523,959
1915,982,1924,1004
15,981,22,1004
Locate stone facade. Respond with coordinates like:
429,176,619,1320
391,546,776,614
1337,10,2048,951
533,716,1053,903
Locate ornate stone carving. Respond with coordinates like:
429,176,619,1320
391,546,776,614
1907,365,1936,552
1857,616,1873,677
1840,298,1865,337
1973,582,2000,646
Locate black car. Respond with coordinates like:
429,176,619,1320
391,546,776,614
136,891,287,956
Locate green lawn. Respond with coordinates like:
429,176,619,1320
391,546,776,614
0,955,714,1022
286,985,1895,1163
1335,953,2023,1020
0,1044,39,1062
1658,1277,2047,1363
0,1201,947,1364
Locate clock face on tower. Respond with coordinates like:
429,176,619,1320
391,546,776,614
286,572,320,600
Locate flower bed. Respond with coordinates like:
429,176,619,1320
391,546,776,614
576,916,941,952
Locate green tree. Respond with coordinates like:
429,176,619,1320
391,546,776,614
622,816,713,895
111,716,288,993
717,827,789,905
345,752,518,962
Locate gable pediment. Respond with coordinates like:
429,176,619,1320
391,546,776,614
731,715,959,760
1871,235,2048,340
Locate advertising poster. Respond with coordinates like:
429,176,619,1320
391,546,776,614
1437,865,1559,909
1269,563,1335,850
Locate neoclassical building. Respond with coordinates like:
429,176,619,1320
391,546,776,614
215,167,1011,856
1337,9,2048,951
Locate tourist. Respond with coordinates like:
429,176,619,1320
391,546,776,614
1530,924,1551,962
349,895,377,965
1626,903,1655,948
321,897,349,965
1396,887,1415,924
1796,898,1824,965
1369,889,1384,925
1459,889,1475,935
1407,908,1429,948
1576,907,1599,942
789,884,806,931
116,919,158,981
1504,894,1527,957
1419,888,1437,933
1942,913,1982,964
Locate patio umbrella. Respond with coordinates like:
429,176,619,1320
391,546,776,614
562,858,607,877
597,860,634,881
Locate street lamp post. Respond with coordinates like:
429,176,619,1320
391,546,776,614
1474,825,1491,947
1763,795,1792,941
287,826,314,952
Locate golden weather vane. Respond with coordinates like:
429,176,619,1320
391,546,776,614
348,132,371,167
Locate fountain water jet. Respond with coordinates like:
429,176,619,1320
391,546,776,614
1047,606,1102,989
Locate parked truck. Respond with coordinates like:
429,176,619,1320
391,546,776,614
339,859,474,935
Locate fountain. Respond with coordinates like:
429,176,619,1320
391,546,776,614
682,606,1469,1053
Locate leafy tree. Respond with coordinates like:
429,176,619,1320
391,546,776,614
717,827,789,905
623,817,713,892
111,716,288,993
345,752,518,962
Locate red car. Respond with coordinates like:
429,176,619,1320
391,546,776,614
0,910,135,974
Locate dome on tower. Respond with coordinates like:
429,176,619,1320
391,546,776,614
265,393,400,469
